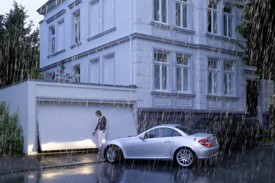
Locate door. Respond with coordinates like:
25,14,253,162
131,127,174,158
37,102,136,151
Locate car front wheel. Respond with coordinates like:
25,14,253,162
175,147,196,168
105,145,123,164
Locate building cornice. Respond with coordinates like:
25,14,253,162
40,36,130,71
131,33,243,56
37,0,67,15
46,9,66,24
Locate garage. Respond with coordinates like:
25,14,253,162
37,101,137,152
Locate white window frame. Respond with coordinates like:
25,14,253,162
49,25,56,53
223,61,234,96
154,0,168,23
154,50,168,91
208,59,219,95
207,1,218,34
223,4,232,37
175,0,188,28
176,53,190,92
73,10,81,44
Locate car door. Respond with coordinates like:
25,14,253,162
130,127,174,159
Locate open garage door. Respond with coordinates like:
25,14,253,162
37,102,137,152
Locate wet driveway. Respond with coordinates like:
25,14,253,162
0,145,275,183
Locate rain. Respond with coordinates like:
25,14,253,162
0,0,275,182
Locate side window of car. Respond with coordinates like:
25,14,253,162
172,130,182,137
161,128,174,137
144,129,159,139
144,128,177,138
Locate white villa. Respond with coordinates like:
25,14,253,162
0,0,274,155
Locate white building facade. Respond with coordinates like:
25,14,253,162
38,0,249,132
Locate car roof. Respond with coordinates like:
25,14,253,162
154,124,181,128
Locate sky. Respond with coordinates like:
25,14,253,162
0,0,48,28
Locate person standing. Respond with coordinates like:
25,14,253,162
93,110,107,147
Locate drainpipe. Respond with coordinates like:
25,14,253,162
130,0,133,85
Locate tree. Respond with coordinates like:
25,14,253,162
237,0,275,80
0,2,39,87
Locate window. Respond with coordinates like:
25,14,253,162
223,5,232,37
49,25,55,53
175,0,188,28
103,0,115,31
73,11,80,44
73,65,80,83
208,59,219,94
89,0,115,37
224,61,234,96
144,128,176,138
90,0,100,36
176,54,189,92
154,51,168,90
207,1,218,34
154,0,167,23
144,129,160,138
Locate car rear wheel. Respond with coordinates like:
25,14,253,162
105,145,123,164
175,147,196,168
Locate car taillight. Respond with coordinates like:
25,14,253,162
198,139,212,147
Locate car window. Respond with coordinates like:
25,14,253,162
144,129,160,139
172,129,182,137
161,128,173,137
162,128,182,137
144,127,179,138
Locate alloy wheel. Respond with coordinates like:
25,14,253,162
176,148,195,167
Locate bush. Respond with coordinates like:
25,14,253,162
0,102,24,156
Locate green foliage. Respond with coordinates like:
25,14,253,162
236,0,275,80
0,2,39,87
0,102,24,156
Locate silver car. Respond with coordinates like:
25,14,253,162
101,124,219,167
